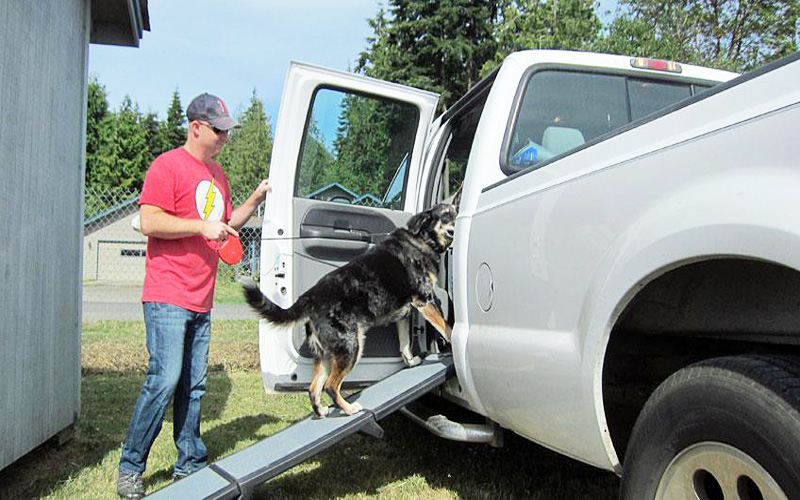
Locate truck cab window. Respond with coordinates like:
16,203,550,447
295,87,420,209
508,71,627,171
629,79,691,121
506,70,698,173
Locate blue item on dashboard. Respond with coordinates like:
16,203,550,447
512,143,539,167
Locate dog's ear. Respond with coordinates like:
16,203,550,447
452,189,462,211
406,211,431,235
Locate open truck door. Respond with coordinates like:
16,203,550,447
258,62,439,392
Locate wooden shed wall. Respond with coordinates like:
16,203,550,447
0,0,90,470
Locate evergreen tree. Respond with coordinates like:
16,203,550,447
141,111,166,165
111,96,149,190
88,96,148,191
330,94,417,198
331,95,390,196
162,89,186,150
216,90,273,196
592,15,670,62
595,0,799,71
483,0,601,75
358,0,499,111
85,77,113,187
297,119,335,197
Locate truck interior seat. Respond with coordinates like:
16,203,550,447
543,126,585,155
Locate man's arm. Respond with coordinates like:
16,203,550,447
139,204,238,241
228,179,271,231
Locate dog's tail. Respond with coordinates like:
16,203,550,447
241,278,307,326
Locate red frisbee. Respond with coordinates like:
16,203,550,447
218,235,243,264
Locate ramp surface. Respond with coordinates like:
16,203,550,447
145,353,454,499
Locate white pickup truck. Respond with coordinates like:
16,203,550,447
256,49,800,498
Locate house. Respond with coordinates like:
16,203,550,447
306,182,360,203
82,193,265,283
0,0,149,471
352,193,382,207
83,195,147,283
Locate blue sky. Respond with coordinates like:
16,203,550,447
89,1,382,127
90,1,620,128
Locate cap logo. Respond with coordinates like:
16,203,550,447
218,99,228,115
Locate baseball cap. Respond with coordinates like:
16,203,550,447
186,93,240,131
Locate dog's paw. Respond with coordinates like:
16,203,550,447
342,402,363,415
314,406,330,418
403,354,423,367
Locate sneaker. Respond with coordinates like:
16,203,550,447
172,470,189,481
117,471,144,499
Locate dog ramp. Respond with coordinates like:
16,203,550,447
145,353,454,500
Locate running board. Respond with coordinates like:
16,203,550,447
145,353,454,499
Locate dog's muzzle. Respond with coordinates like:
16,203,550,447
443,226,456,249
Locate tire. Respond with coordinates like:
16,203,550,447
620,355,800,500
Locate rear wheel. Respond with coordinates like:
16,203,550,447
620,355,800,500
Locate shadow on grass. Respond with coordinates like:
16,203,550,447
143,413,278,489
1,367,620,499
0,369,271,499
206,414,280,462
254,413,621,500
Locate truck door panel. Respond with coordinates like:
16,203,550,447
259,62,439,390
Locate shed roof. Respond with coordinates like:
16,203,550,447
91,0,150,47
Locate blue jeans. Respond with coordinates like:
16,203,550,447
119,302,211,475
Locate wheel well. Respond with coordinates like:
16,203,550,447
602,258,800,460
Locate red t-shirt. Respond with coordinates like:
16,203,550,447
138,147,233,312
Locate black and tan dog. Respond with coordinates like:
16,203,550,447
242,203,456,417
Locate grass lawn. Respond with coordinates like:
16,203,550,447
214,268,248,303
0,320,620,499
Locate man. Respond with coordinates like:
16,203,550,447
117,93,270,499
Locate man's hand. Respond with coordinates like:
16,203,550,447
201,220,238,242
253,179,271,201
229,179,272,231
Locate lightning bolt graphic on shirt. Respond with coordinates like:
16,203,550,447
203,178,216,220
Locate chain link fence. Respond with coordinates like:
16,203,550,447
83,186,262,284
83,183,385,284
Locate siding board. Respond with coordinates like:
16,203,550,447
0,0,89,470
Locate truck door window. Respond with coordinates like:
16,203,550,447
295,87,420,209
507,71,627,170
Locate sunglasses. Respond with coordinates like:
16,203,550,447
198,121,227,135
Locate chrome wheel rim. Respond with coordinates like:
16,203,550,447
655,441,787,500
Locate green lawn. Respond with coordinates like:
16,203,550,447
214,268,248,303
0,320,620,499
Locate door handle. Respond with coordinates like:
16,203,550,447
300,224,371,242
